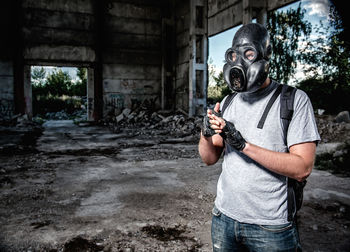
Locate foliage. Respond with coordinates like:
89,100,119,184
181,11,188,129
32,96,83,116
207,71,231,104
31,67,47,97
267,3,312,84
45,69,72,97
72,68,87,96
31,67,88,117
296,4,350,113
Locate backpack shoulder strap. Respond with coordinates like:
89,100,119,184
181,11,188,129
221,92,237,116
279,84,301,222
257,84,283,129
280,84,297,144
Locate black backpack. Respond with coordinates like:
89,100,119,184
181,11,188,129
220,83,306,222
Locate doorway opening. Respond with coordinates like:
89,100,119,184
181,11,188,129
207,25,241,106
30,66,88,123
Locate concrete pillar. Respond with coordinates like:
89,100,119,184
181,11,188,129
161,6,175,111
242,0,253,24
188,0,208,117
0,61,15,120
87,68,94,121
243,0,267,26
256,1,267,26
23,65,32,119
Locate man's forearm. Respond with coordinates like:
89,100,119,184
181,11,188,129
242,142,316,182
198,133,223,165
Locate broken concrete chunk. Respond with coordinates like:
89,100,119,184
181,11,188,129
335,111,350,123
116,113,124,123
122,108,131,117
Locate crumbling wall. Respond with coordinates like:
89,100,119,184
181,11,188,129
0,2,16,121
22,0,96,64
175,0,191,114
2,0,299,121
0,62,14,120
102,0,165,117
208,0,298,36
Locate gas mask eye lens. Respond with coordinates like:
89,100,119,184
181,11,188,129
245,50,255,61
231,52,237,62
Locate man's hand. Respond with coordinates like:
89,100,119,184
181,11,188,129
208,110,246,151
221,121,246,151
202,103,221,137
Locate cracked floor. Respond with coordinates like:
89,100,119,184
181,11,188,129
0,120,349,251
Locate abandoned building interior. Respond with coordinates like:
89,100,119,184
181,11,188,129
1,0,350,251
0,0,298,121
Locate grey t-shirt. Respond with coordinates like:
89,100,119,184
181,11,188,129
215,81,320,225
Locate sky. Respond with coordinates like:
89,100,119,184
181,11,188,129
32,65,80,82
208,0,332,85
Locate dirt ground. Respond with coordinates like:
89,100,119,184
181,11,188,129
0,119,349,252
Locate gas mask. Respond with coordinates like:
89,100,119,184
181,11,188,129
223,23,271,93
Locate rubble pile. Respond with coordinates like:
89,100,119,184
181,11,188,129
107,108,204,139
0,115,43,155
315,111,350,143
43,109,87,121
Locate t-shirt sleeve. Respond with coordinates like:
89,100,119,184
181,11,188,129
287,89,321,149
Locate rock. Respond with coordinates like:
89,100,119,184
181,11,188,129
122,108,131,117
116,113,124,123
335,111,350,123
317,109,325,115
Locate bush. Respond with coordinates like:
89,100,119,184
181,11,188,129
296,78,350,114
33,96,85,117
207,85,231,105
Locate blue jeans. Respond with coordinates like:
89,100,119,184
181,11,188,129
211,206,302,252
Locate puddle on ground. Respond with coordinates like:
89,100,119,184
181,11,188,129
63,236,104,252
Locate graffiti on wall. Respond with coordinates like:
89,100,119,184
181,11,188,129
104,93,125,116
104,93,159,116
0,99,14,120
130,96,158,111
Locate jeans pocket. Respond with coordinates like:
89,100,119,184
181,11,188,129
212,205,221,217
258,222,293,232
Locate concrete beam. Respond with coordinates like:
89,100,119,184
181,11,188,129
102,48,161,65
103,79,160,94
22,0,94,14
108,2,162,20
208,0,298,36
104,33,161,50
22,27,95,46
23,9,95,31
106,16,161,35
24,45,96,63
103,64,161,80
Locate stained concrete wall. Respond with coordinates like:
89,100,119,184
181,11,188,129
208,0,297,36
175,0,191,114
0,2,17,120
0,0,298,121
0,61,15,120
102,0,165,117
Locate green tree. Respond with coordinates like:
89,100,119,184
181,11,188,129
297,4,350,113
70,67,87,96
267,3,312,84
31,66,47,97
31,66,46,85
46,69,72,97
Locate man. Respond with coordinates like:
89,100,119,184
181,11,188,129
198,23,320,251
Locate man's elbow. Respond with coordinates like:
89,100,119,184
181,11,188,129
203,159,218,166
295,164,313,182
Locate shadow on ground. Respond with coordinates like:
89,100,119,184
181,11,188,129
0,119,349,251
